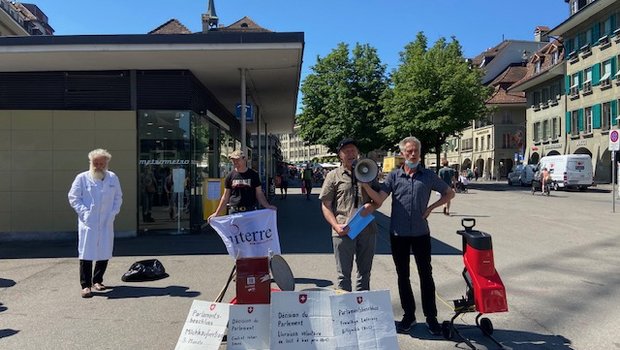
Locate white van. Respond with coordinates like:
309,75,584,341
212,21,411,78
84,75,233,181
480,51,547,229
535,154,593,190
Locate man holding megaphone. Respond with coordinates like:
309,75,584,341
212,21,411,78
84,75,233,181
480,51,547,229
319,138,382,292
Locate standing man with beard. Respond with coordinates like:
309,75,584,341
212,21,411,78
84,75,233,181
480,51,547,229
361,136,454,335
68,149,123,298
319,138,381,292
208,150,276,220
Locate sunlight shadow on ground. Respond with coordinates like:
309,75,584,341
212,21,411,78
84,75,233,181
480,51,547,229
99,285,200,299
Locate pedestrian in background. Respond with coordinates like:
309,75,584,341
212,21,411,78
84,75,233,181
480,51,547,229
319,138,381,292
279,168,289,199
140,166,157,222
68,148,123,298
438,159,456,215
302,164,313,200
362,136,455,336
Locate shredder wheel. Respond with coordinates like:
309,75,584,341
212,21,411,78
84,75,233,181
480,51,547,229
479,317,493,335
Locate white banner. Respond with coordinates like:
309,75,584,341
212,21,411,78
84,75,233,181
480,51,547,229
175,300,229,350
228,304,271,350
330,290,398,350
210,209,281,258
270,291,336,350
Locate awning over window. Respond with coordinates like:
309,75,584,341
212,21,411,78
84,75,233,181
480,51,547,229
600,71,611,81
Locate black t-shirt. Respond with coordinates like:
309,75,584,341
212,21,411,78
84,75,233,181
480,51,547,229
225,168,261,208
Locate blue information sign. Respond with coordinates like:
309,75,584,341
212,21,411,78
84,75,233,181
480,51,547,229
235,104,254,122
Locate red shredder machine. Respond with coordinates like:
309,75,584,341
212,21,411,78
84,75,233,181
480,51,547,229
441,218,508,349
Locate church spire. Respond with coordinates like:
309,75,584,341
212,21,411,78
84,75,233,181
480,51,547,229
207,0,218,18
202,0,219,32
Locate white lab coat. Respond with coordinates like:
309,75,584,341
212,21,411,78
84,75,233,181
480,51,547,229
68,170,123,261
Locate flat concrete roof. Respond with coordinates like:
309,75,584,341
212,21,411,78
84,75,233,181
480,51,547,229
0,31,304,133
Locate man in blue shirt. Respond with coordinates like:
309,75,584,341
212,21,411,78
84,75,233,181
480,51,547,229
362,136,455,335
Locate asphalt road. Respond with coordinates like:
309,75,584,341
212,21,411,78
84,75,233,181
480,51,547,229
0,181,618,350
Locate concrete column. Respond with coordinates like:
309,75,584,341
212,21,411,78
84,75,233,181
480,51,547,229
256,107,261,176
240,68,247,154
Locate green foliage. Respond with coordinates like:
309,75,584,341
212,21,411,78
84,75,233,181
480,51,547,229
381,32,491,159
297,43,388,154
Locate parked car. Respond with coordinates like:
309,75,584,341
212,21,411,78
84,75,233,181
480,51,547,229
507,164,535,186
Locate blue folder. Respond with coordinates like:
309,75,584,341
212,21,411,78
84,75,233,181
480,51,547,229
346,206,375,239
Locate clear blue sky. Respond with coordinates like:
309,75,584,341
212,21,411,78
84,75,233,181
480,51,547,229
31,0,569,79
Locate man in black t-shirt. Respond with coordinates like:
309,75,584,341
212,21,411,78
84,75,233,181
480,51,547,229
208,150,276,220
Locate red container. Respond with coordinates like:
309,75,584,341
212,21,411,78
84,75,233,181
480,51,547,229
459,228,508,314
235,257,271,304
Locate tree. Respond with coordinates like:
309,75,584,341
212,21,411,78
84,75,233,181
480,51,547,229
297,43,388,154
381,32,491,167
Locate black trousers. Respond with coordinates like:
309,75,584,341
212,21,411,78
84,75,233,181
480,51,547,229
79,260,108,289
390,234,437,321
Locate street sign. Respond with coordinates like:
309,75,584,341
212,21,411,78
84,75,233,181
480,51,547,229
610,130,619,151
235,103,254,122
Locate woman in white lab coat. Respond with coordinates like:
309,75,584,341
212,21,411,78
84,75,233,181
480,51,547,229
68,149,123,298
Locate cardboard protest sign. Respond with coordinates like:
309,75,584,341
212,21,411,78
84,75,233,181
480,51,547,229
228,304,271,350
209,209,281,258
175,300,229,350
330,290,398,350
270,291,336,350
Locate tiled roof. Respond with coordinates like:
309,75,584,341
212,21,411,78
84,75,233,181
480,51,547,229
471,41,510,67
220,16,271,32
148,19,192,34
487,87,526,105
510,39,564,88
486,65,528,104
489,65,528,86
14,3,36,21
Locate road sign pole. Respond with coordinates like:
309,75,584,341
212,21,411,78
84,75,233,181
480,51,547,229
610,130,619,213
613,151,616,213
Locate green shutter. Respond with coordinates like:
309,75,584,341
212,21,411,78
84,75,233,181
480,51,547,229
592,63,601,85
578,71,583,89
578,109,584,131
612,100,618,126
592,104,602,129
566,111,572,133
565,75,571,92
611,15,617,35
593,24,600,44
612,57,617,77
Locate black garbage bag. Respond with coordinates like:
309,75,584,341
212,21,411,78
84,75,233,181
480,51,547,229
121,259,169,282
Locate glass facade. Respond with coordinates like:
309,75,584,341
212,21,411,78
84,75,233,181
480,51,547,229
138,110,194,232
138,109,243,233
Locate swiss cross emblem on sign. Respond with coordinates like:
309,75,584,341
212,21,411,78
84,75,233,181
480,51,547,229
299,294,307,304
610,130,620,151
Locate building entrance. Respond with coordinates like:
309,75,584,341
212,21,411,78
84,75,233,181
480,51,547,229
138,110,193,232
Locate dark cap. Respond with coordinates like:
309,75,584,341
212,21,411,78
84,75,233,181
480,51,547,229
337,138,358,153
